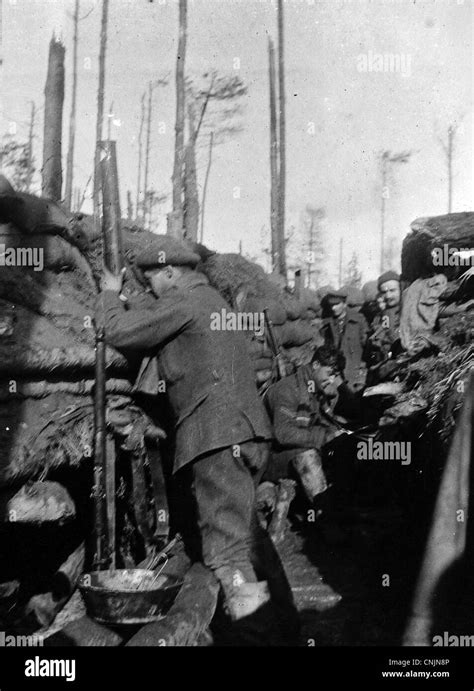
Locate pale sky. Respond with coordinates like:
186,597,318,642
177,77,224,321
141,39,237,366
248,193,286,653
1,0,473,285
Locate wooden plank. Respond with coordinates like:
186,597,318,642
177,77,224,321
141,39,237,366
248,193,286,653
44,615,124,647
126,563,219,647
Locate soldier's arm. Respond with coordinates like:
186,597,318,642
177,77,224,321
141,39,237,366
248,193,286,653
96,290,193,350
272,388,330,450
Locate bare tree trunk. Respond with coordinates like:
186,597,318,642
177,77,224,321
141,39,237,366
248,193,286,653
447,126,453,213
277,0,287,280
42,36,65,201
307,216,314,289
200,131,214,244
184,101,199,242
136,92,145,225
338,237,343,287
168,0,187,238
268,37,279,273
73,186,81,212
64,0,80,211
26,101,36,193
380,154,387,274
93,0,109,222
127,190,133,221
144,82,153,230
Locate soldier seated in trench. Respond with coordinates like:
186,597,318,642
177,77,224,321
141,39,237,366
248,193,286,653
264,345,360,543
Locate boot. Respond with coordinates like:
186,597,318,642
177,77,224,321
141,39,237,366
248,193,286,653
213,580,286,646
225,581,270,620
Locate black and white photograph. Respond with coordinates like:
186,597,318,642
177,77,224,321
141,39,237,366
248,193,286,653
0,0,473,682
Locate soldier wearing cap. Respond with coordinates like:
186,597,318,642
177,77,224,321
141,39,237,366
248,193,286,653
320,287,369,392
366,270,402,370
96,235,286,638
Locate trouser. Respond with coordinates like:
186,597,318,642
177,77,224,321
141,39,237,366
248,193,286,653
174,442,300,643
176,442,267,587
315,437,357,520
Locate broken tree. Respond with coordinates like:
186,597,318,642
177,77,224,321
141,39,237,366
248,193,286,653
42,37,65,201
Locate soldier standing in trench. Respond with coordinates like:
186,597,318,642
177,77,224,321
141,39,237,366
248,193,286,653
96,235,297,644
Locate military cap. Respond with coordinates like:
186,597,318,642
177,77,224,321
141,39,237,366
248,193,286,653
325,287,348,300
135,235,200,269
377,270,400,291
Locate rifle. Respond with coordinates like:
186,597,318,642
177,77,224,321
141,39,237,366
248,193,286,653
263,308,287,381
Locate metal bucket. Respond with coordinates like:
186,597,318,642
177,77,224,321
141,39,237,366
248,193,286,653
78,569,183,625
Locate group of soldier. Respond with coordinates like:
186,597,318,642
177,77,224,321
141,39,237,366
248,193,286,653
96,235,404,644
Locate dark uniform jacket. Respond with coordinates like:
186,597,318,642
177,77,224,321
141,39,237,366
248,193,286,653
97,272,272,472
321,309,369,390
366,305,401,365
265,366,339,454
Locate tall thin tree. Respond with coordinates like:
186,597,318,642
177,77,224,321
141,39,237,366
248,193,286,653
93,0,109,222
268,37,279,272
277,0,287,279
379,150,411,273
436,121,461,214
169,0,187,238
64,0,80,211
184,99,199,241
135,92,146,224
26,101,36,192
200,130,214,243
42,36,65,201
143,83,153,229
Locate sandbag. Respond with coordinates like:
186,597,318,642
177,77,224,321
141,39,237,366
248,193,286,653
0,227,94,282
244,297,286,325
0,298,125,375
253,356,274,372
298,287,321,313
275,320,316,347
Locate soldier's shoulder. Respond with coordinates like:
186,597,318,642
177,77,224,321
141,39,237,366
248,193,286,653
268,373,298,399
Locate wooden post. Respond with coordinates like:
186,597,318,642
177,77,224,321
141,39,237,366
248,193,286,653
42,36,65,201
268,37,279,273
